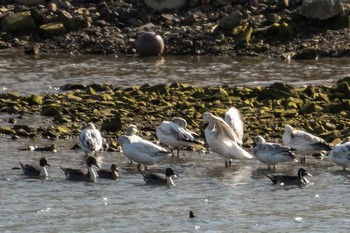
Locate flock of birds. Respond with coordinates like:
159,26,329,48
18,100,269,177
17,107,350,187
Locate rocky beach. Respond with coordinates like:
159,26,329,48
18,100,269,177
0,0,349,152
0,0,349,58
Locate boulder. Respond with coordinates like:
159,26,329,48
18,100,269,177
39,22,67,38
2,12,37,32
219,10,242,30
144,0,186,11
14,0,46,6
298,0,344,20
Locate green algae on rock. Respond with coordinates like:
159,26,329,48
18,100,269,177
0,81,349,146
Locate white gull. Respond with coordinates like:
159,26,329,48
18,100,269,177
253,135,298,169
330,137,350,171
156,117,204,157
203,112,253,167
79,122,103,156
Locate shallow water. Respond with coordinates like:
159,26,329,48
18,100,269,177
0,52,349,95
1,53,350,232
1,137,350,232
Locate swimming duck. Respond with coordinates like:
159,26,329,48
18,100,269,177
263,168,312,186
156,117,204,157
330,137,350,171
118,135,172,169
224,107,244,146
203,112,253,167
97,164,119,180
79,122,103,156
138,164,178,186
19,157,50,178
60,156,100,182
253,136,298,169
282,125,332,162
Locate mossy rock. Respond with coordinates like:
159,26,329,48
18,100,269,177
292,48,318,60
2,11,37,32
28,94,44,105
0,126,16,134
39,22,67,38
277,22,294,40
253,23,279,36
101,114,122,132
234,24,253,46
325,101,350,114
41,105,62,116
299,101,316,114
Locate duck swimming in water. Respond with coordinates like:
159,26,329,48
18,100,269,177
19,157,50,178
138,165,178,186
60,156,100,182
97,164,119,180
263,168,312,187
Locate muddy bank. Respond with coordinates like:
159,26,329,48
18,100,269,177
0,0,349,58
0,78,349,152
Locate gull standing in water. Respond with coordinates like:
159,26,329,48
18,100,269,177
19,157,50,178
282,125,332,162
253,136,298,169
126,124,144,142
156,117,204,157
79,122,103,157
330,137,350,171
203,112,253,167
118,135,172,169
60,156,100,182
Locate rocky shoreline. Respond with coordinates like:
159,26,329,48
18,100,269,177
1,78,349,152
0,0,349,58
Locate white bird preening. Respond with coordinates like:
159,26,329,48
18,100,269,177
79,122,103,157
224,107,244,145
282,125,332,162
253,135,298,169
118,135,172,169
156,117,204,157
203,111,253,167
330,137,350,171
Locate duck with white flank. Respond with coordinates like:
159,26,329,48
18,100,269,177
156,117,204,157
118,135,172,170
79,122,103,156
60,156,100,182
138,164,178,186
282,125,332,162
203,112,253,167
19,157,50,178
97,164,119,180
224,107,245,145
330,137,350,171
262,168,312,187
253,136,298,170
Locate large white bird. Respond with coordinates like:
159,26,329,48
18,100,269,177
253,136,298,169
156,117,204,157
79,122,103,156
282,125,332,162
203,112,253,167
126,124,144,142
118,135,172,169
224,107,244,145
330,137,350,171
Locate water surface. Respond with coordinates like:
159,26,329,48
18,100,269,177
0,52,349,95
